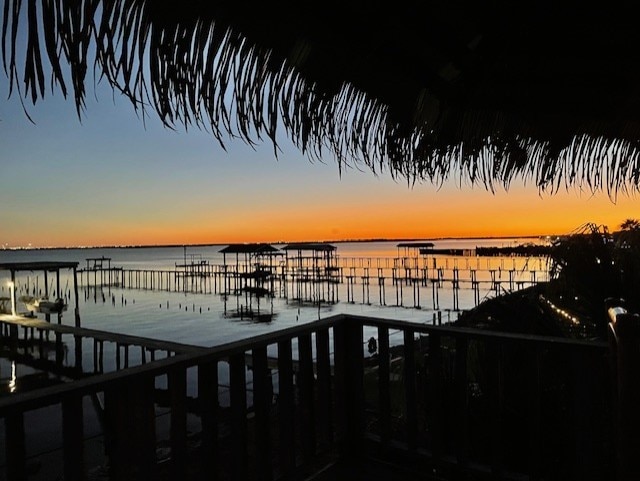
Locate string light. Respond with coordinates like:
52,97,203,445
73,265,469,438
540,295,580,325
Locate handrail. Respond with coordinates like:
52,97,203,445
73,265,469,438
0,314,342,413
0,314,606,412
0,313,613,480
352,314,609,347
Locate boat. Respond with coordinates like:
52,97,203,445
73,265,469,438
19,296,67,314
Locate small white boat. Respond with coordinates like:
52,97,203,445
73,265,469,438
19,296,67,314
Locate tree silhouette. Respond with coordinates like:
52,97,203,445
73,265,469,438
620,219,640,231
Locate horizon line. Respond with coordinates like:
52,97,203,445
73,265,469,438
1,234,555,251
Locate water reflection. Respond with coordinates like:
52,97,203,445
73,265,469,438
9,360,16,392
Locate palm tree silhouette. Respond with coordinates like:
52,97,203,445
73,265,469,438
620,219,640,231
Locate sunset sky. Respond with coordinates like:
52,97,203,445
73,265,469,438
1,72,637,248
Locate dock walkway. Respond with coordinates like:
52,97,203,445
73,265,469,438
0,314,204,355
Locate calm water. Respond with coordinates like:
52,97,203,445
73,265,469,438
0,238,550,473
0,238,548,347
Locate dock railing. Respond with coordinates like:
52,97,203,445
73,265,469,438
0,314,612,480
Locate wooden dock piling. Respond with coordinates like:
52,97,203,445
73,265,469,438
59,247,552,316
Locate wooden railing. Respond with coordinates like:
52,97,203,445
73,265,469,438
0,314,612,480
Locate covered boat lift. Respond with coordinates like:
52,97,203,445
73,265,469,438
0,261,81,326
219,243,284,289
219,244,284,321
282,243,339,303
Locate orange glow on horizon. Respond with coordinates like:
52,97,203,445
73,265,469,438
11,187,636,248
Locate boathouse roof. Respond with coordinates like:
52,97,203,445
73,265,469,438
219,244,281,254
0,261,79,272
7,1,640,195
397,242,435,249
282,243,336,252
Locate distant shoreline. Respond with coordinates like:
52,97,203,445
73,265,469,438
1,235,551,251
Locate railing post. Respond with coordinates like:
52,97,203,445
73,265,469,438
316,328,333,447
487,338,504,477
198,360,219,480
104,377,156,480
404,330,417,449
169,367,188,479
453,336,469,469
377,326,391,445
252,346,273,481
62,394,84,481
5,410,26,481
229,353,248,481
427,332,444,461
277,339,296,478
609,313,640,481
333,317,364,456
298,333,316,462
570,342,610,481
527,344,542,480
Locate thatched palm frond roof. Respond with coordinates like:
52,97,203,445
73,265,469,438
3,1,640,195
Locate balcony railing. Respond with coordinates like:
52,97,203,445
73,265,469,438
0,314,612,480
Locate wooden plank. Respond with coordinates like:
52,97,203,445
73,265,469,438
103,385,130,480
136,375,157,478
277,339,296,477
198,361,219,481
571,343,609,480
333,322,349,445
102,378,157,479
350,321,364,447
333,320,364,454
252,346,273,481
378,325,391,444
98,340,104,372
487,339,504,477
73,267,80,327
74,334,83,371
315,327,332,446
298,333,316,461
404,329,417,450
229,353,248,481
453,336,469,468
169,368,188,479
55,332,63,366
62,395,84,481
528,343,542,481
428,332,444,460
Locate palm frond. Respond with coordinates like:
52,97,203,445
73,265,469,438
3,1,640,196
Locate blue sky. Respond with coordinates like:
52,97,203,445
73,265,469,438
1,36,637,247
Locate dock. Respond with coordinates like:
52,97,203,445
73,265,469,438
0,313,204,382
0,261,82,326
63,243,552,314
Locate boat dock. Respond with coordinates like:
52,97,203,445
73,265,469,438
71,243,549,312
0,313,203,383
